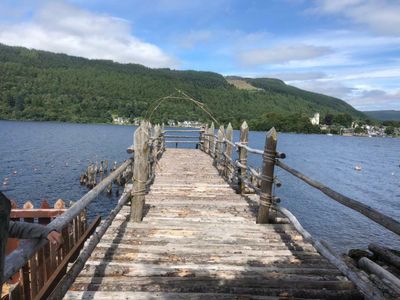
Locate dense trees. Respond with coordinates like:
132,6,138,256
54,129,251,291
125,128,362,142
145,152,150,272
250,113,321,133
0,43,365,130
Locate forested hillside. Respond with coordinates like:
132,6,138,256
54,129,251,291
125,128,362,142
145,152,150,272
363,110,400,121
0,43,364,127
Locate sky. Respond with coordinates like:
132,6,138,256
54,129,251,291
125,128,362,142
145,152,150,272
0,0,399,111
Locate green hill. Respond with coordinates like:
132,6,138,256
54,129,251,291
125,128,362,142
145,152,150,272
363,110,400,121
0,43,365,127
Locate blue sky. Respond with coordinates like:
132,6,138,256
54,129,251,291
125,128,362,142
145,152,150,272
0,0,400,111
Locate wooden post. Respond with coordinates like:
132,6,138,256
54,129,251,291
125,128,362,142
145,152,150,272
257,127,277,224
104,160,108,173
209,122,215,156
0,192,11,293
131,122,149,222
238,121,249,193
224,123,233,179
161,123,165,152
215,125,224,167
204,124,209,153
199,126,205,151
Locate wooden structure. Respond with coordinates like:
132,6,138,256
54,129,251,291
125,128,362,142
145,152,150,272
64,148,361,299
3,121,400,299
1,199,95,300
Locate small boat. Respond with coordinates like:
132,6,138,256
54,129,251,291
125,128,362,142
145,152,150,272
355,165,362,171
326,133,333,136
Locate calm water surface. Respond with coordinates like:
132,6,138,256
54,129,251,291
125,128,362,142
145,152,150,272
1,120,399,253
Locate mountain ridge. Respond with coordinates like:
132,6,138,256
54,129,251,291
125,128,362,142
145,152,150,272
0,43,365,127
363,110,400,121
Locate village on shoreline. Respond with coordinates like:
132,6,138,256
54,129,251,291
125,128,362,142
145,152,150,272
112,113,400,137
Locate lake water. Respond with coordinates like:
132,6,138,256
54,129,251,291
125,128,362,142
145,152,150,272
1,120,399,253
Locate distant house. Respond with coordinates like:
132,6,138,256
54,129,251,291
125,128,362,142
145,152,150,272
309,113,320,125
112,116,130,125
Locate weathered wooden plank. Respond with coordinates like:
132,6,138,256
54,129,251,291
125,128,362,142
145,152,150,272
64,291,289,300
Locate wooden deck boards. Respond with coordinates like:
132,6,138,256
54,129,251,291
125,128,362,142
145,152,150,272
64,149,362,299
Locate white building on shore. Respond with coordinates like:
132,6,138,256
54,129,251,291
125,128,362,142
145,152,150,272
309,113,320,125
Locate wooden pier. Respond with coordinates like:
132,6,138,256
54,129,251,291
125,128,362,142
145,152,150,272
3,120,400,299
64,148,360,299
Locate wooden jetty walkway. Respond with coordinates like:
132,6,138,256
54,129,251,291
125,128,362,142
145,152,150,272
64,148,360,299
3,120,400,300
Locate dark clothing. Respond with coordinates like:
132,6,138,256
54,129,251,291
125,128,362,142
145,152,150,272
8,221,52,240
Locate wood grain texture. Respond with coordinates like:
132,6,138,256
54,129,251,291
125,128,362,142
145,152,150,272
65,149,361,300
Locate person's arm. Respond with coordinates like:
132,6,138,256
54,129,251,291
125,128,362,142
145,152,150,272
9,220,53,239
8,221,63,248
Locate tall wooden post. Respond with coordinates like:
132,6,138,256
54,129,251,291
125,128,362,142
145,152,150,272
161,123,165,152
257,127,277,224
238,121,249,193
224,123,233,179
209,122,215,156
0,192,11,293
131,122,149,222
199,126,205,151
154,124,161,159
215,125,224,167
204,124,209,153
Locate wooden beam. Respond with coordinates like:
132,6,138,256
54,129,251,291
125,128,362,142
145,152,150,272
215,125,224,167
131,122,149,222
204,124,209,153
257,127,277,224
224,123,233,179
208,122,215,156
10,209,66,219
358,257,400,295
238,121,249,194
368,243,400,269
278,206,385,300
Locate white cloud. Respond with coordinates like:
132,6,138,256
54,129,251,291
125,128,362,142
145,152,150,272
347,89,400,110
0,2,176,68
263,71,327,81
312,0,400,36
290,80,355,99
238,44,332,66
179,30,213,49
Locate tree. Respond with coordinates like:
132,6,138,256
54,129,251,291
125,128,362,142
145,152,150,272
324,114,333,125
334,113,353,127
385,126,395,135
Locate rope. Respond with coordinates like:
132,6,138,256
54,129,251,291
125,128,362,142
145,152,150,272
259,193,273,206
262,150,276,164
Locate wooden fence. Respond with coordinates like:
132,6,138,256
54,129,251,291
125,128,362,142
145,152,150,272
194,121,400,236
45,121,166,299
2,199,96,300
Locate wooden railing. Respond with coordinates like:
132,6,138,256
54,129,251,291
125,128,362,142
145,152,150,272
163,128,203,148
2,199,88,300
47,121,166,299
197,120,400,235
1,156,135,299
196,120,399,299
